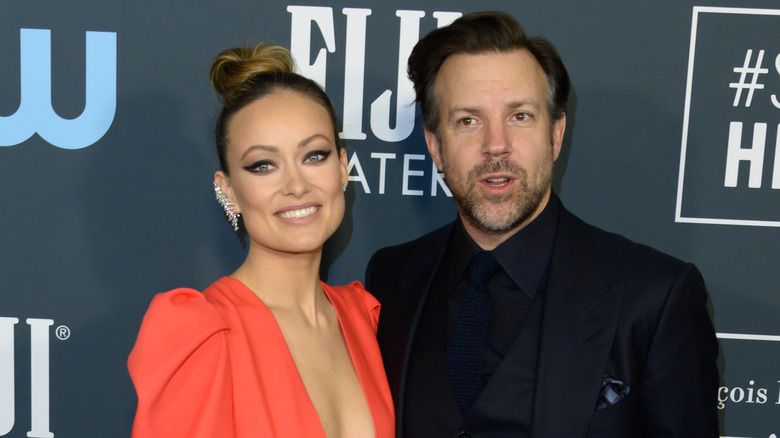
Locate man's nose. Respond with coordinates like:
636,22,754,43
481,121,512,157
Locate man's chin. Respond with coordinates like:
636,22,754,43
466,210,529,235
468,194,548,233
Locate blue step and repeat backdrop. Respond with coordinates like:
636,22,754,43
2,1,779,436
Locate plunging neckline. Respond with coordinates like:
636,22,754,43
221,276,377,438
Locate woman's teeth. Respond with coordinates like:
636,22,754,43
278,206,318,218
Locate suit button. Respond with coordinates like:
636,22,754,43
457,432,471,438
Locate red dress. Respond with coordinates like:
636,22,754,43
128,277,394,438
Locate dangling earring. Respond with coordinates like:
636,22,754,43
214,182,240,232
342,183,346,192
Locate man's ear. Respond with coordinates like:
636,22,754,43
424,129,444,172
214,171,240,213
552,113,566,161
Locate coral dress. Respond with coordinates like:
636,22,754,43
128,277,394,438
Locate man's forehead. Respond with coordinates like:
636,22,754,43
434,49,548,109
438,49,543,77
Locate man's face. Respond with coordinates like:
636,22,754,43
425,49,566,248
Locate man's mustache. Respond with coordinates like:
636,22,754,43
469,159,524,181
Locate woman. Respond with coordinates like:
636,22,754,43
128,43,394,438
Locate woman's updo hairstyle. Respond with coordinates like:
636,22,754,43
210,43,342,174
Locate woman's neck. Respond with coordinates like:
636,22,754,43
231,244,325,316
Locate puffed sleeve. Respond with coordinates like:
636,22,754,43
348,280,381,332
128,288,234,438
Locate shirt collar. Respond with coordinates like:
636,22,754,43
446,193,560,298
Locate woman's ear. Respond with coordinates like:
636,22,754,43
339,148,349,189
214,171,240,213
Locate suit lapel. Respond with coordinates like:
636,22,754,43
532,209,624,438
393,223,453,432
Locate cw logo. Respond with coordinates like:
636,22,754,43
0,29,116,150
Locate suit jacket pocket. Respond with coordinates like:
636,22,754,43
585,393,638,437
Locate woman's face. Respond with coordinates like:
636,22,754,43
215,89,347,255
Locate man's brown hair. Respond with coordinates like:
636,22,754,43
407,11,570,135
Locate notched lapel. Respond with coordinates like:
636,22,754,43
581,283,624,343
532,209,624,438
532,282,623,437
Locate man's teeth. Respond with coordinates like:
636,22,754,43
278,206,318,218
486,177,509,186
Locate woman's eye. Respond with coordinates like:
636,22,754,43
305,150,331,163
244,161,273,173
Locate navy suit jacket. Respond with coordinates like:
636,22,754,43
365,200,719,437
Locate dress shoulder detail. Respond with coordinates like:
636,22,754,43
131,287,229,357
128,286,234,438
325,280,381,330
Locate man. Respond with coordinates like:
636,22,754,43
365,11,718,438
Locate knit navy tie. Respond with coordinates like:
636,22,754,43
446,251,500,417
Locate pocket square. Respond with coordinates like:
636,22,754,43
596,375,630,409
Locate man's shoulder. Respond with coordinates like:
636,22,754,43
369,222,453,266
562,208,692,283
365,222,453,290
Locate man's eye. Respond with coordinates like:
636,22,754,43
513,113,529,121
460,117,476,126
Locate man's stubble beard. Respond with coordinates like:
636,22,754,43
442,152,553,236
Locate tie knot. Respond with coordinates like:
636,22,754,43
469,251,500,289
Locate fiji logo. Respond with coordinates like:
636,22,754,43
0,317,62,437
0,28,116,150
